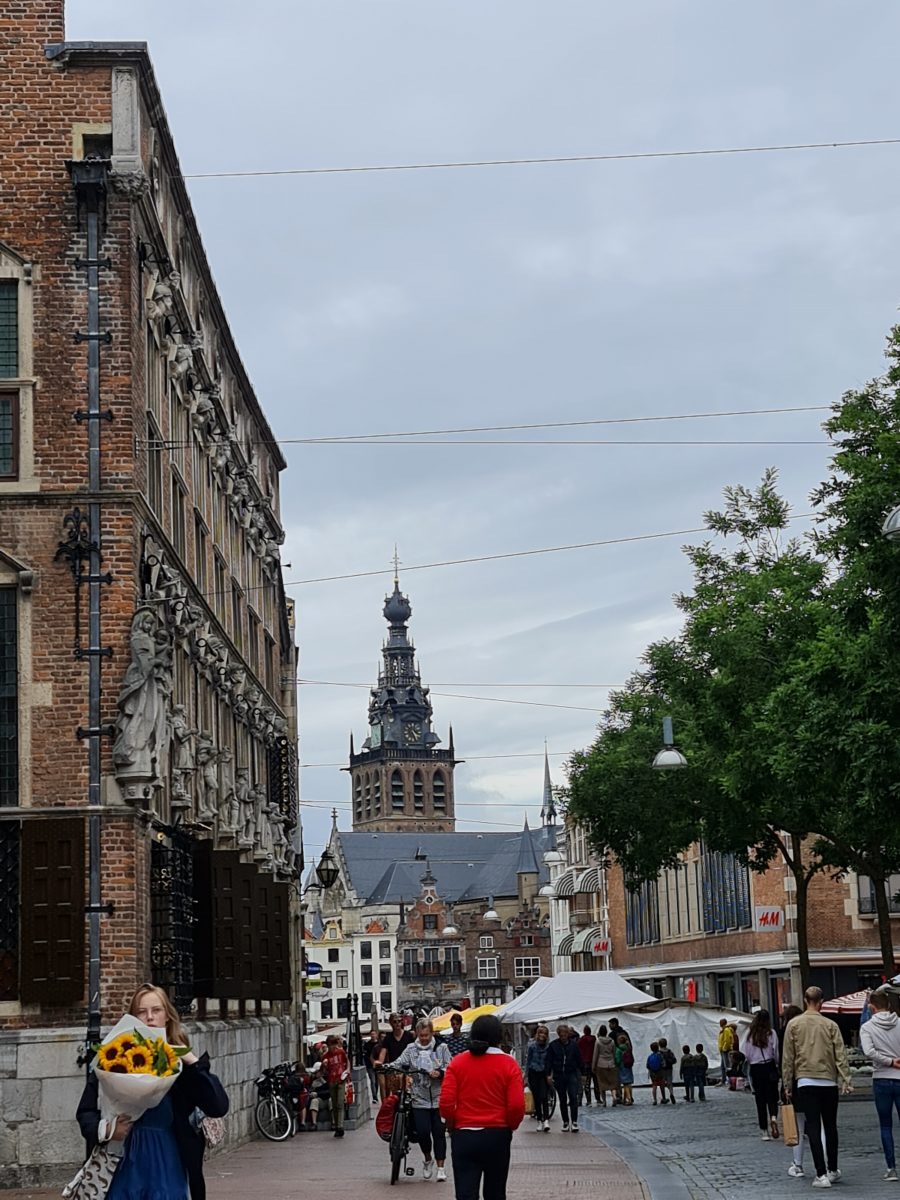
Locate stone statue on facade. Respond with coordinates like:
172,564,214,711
236,768,254,846
145,270,180,325
196,733,219,822
169,704,196,809
217,747,239,834
113,608,173,799
253,787,273,862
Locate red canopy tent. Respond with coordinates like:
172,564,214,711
821,990,868,1014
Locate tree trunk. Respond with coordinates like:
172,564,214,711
871,872,897,978
790,833,812,991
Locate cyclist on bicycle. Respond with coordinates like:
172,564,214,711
384,1017,452,1182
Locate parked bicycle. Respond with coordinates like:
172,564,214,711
254,1061,299,1141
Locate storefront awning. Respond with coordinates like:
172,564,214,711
571,926,606,954
575,867,602,894
557,933,575,955
553,869,578,898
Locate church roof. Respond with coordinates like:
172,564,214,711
338,825,556,905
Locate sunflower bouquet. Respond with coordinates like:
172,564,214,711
91,1015,189,1132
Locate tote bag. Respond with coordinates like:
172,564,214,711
781,1102,799,1147
61,1144,119,1200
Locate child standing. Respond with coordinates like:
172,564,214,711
615,1035,634,1106
659,1038,678,1104
694,1044,709,1102
679,1045,696,1102
646,1041,665,1105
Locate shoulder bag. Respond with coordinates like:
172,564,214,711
61,1144,119,1200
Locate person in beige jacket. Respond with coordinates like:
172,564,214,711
782,986,852,1189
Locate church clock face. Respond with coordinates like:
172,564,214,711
403,722,421,746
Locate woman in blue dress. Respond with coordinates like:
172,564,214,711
77,985,229,1200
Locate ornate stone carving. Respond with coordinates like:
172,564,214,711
196,733,219,822
110,166,151,199
113,607,173,801
236,769,254,847
145,271,180,325
253,787,273,862
170,703,196,809
217,748,239,834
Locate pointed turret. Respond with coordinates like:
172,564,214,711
515,817,541,876
541,745,557,826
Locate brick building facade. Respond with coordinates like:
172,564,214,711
0,3,299,1182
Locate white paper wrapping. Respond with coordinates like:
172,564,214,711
93,1015,182,1131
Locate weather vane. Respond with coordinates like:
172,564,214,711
392,544,401,584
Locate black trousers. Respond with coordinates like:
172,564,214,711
527,1071,550,1122
554,1073,580,1124
795,1085,839,1178
749,1064,779,1129
451,1128,512,1200
413,1107,447,1161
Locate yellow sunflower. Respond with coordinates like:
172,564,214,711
124,1046,154,1074
98,1043,123,1070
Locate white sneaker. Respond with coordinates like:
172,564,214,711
436,1168,447,1183
561,1122,570,1132
423,1161,434,1181
827,1170,842,1184
761,1132,771,1141
572,1123,579,1132
787,1164,805,1178
543,1121,550,1132
885,1169,898,1181
812,1177,832,1189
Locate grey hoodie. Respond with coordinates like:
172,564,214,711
860,1010,900,1080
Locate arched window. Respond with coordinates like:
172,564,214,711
354,775,363,821
413,770,424,811
433,770,446,812
364,772,372,816
391,769,404,812
373,775,382,813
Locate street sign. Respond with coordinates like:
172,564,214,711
306,977,322,988
306,962,323,975
754,906,784,932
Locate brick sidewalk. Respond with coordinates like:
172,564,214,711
207,1114,647,1199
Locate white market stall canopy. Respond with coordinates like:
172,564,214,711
499,972,652,1023
500,973,750,1075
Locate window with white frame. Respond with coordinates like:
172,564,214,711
479,935,494,949
477,957,499,979
0,245,35,487
520,934,534,946
515,956,541,978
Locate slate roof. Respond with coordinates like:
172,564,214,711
337,825,557,905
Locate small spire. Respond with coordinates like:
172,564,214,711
392,544,401,585
350,731,355,756
541,744,557,825
330,807,339,834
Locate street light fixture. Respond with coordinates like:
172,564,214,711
315,847,339,889
652,715,687,770
882,504,900,542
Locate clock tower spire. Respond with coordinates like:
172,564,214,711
347,559,459,831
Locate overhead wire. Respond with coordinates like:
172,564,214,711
183,137,900,180
298,678,603,713
300,750,573,768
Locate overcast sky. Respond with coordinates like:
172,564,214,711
69,1,900,862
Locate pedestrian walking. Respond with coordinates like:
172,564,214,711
591,1025,619,1108
782,986,853,1189
385,1017,452,1181
75,983,228,1200
445,1013,470,1059
646,1042,665,1105
741,1009,780,1140
440,1014,525,1200
658,1038,677,1104
717,1018,734,1086
680,1045,696,1102
362,1027,382,1102
321,1034,351,1138
694,1045,708,1101
547,1024,583,1131
378,1012,415,1098
614,1035,634,1106
859,987,900,1181
524,1024,552,1132
577,1024,597,1105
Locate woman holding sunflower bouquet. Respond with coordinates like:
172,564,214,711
76,984,228,1200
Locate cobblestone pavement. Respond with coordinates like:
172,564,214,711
207,1112,647,1199
578,1084,897,1199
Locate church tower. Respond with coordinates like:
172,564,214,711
348,570,459,831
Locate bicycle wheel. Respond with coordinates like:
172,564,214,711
547,1085,557,1118
389,1111,406,1185
255,1094,293,1141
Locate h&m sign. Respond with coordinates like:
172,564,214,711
754,906,784,932
590,937,612,956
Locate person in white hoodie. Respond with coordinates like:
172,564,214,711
859,988,900,1182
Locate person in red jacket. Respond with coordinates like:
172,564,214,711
439,1014,525,1200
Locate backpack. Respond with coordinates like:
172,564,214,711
647,1051,663,1073
622,1048,634,1068
662,1049,676,1069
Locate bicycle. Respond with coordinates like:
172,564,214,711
254,1062,297,1141
377,1066,429,1184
